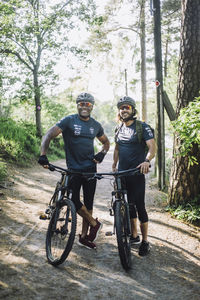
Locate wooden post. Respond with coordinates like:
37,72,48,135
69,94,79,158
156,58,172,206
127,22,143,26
153,0,165,190
163,91,176,121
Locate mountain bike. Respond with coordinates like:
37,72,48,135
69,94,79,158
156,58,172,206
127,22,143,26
41,164,140,270
90,167,141,271
40,165,78,266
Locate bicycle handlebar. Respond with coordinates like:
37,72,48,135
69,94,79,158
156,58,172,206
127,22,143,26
48,163,141,179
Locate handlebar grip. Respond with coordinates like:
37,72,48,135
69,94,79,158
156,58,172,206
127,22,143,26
48,165,55,171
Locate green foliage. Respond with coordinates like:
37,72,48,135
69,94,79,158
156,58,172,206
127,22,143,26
0,117,66,168
165,195,200,225
172,98,200,166
0,161,7,181
47,136,65,162
92,101,117,143
0,118,40,164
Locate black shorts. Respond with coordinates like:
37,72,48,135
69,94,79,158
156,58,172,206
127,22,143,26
123,174,148,223
68,166,97,211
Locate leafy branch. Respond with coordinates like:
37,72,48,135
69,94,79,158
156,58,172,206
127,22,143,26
172,97,200,166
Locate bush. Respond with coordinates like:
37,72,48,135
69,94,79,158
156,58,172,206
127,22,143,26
0,161,7,181
165,195,200,226
172,97,200,166
0,118,40,164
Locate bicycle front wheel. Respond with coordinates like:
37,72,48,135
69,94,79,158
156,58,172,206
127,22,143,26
115,200,132,271
46,199,76,266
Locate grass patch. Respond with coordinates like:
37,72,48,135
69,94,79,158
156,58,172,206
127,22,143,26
0,160,7,181
0,118,40,164
165,195,200,226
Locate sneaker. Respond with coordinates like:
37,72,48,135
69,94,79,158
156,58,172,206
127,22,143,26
88,218,103,242
130,235,140,245
139,240,150,256
78,235,97,250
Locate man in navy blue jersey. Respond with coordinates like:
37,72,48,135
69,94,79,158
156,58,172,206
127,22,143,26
38,93,110,249
112,96,156,256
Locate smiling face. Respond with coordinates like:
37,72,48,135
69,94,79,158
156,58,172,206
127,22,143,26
77,102,93,119
119,104,134,121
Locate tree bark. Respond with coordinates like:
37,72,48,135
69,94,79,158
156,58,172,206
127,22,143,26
33,69,42,138
140,0,147,122
168,0,200,205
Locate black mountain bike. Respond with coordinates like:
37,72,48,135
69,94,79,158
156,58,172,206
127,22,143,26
41,164,140,270
41,165,78,266
91,168,140,271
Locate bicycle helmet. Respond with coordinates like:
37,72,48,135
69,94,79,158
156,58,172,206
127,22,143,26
76,93,95,105
117,96,136,109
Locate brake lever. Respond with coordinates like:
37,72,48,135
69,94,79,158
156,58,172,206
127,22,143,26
87,174,103,181
48,164,55,172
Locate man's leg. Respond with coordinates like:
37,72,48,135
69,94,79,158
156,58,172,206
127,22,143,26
81,209,93,239
77,206,96,228
130,217,138,238
140,221,148,242
81,175,99,239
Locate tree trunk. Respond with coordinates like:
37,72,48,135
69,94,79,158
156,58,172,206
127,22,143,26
33,69,42,138
168,0,200,205
140,0,147,122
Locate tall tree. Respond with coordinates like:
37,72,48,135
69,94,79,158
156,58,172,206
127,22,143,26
168,0,200,205
161,0,181,79
88,0,149,120
0,0,95,137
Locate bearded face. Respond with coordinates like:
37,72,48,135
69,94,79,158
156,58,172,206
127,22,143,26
119,104,135,121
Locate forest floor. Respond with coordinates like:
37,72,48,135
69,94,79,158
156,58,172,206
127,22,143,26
0,151,200,300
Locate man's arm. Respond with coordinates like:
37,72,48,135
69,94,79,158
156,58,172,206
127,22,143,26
93,134,110,163
97,134,110,153
40,125,62,155
145,138,156,162
112,143,119,172
38,125,62,167
137,138,156,174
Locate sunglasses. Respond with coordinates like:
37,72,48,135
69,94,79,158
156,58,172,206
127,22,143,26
78,102,93,107
119,105,132,110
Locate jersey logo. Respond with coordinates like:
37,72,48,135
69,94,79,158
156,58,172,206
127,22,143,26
74,124,81,135
90,127,94,134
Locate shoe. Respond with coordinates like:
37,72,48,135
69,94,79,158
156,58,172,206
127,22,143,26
139,240,150,256
78,235,97,250
130,235,140,245
88,218,103,242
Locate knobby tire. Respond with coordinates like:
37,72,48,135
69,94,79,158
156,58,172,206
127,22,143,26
46,199,76,266
115,201,132,271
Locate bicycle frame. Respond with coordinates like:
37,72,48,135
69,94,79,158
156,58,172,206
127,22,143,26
45,163,140,269
111,175,132,237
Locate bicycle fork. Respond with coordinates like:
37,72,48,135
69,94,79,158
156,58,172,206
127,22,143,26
107,191,131,237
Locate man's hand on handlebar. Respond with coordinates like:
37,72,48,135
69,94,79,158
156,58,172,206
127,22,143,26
38,155,49,168
137,161,151,174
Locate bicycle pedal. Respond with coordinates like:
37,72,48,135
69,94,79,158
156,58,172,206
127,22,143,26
105,231,113,236
39,214,48,220
45,208,52,214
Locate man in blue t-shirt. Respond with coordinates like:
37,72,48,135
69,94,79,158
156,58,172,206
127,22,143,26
112,96,156,256
38,93,110,249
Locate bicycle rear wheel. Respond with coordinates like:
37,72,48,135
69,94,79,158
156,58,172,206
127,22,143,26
115,200,132,271
46,199,76,266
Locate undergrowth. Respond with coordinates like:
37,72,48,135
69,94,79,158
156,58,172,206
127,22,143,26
165,196,200,226
0,118,65,181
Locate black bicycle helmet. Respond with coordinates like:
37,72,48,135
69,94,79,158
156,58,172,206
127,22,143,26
76,93,95,105
117,96,136,109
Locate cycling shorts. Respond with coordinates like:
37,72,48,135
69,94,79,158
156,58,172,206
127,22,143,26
123,174,148,223
68,166,97,211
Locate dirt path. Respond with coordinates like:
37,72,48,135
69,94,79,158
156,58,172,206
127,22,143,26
0,152,199,300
